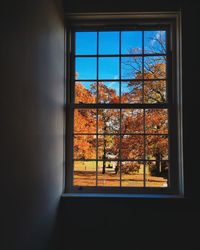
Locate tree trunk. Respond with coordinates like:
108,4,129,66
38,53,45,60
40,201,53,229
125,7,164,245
102,134,106,174
115,162,119,174
102,161,106,174
155,153,162,174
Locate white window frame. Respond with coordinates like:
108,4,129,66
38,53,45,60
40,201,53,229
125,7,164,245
64,12,184,196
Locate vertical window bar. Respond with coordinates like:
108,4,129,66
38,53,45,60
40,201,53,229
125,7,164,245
71,31,76,190
119,31,122,187
166,27,171,188
96,31,99,187
142,31,146,187
142,30,145,104
143,109,146,187
166,27,170,104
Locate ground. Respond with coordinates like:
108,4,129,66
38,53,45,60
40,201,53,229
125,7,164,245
73,161,167,187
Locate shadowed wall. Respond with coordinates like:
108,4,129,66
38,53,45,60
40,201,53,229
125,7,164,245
1,1,64,249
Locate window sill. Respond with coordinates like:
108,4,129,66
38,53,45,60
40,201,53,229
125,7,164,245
62,193,185,199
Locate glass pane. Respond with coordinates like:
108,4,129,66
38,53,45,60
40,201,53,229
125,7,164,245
98,135,120,160
98,161,120,187
121,161,144,187
145,161,168,187
146,135,168,160
144,56,166,79
144,80,167,103
121,135,144,160
75,81,96,103
145,109,168,134
76,57,97,80
121,31,142,54
98,109,120,134
122,109,144,134
121,81,142,103
75,32,97,55
74,109,96,134
121,56,142,79
74,161,96,186
74,135,96,160
99,57,119,80
98,82,119,103
99,32,119,55
144,30,166,54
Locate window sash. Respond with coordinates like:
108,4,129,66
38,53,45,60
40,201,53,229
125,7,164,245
65,14,183,195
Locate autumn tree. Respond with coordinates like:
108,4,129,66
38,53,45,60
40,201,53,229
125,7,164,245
120,31,168,176
75,81,96,104
74,81,96,160
98,82,120,174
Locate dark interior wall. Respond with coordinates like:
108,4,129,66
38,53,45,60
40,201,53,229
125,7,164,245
1,0,200,250
1,1,64,249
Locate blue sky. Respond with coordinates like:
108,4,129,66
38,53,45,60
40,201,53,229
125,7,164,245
75,30,166,93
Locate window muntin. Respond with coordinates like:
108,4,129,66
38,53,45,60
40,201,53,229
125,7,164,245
67,19,181,192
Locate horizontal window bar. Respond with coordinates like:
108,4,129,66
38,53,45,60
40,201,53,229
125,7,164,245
73,133,169,136
74,53,167,57
74,78,167,82
74,79,167,82
70,188,171,195
73,103,169,109
73,159,169,162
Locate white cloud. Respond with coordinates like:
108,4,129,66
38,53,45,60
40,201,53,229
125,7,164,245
150,31,165,46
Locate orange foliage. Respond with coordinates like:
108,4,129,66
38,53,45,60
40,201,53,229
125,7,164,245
74,60,168,163
75,82,96,103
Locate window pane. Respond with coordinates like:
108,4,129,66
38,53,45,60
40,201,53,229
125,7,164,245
98,109,120,134
98,161,120,187
75,32,97,55
75,82,97,103
99,57,119,80
74,161,96,186
144,56,166,79
99,32,119,54
74,109,96,134
98,81,119,103
146,135,168,160
144,30,166,54
121,31,142,54
144,80,167,103
98,135,120,160
121,135,144,160
145,161,168,187
121,161,144,187
121,81,142,103
122,109,144,134
145,109,168,134
71,27,175,192
121,56,142,79
76,57,97,80
74,135,96,160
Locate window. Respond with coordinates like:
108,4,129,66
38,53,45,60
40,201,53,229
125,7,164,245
65,13,183,195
